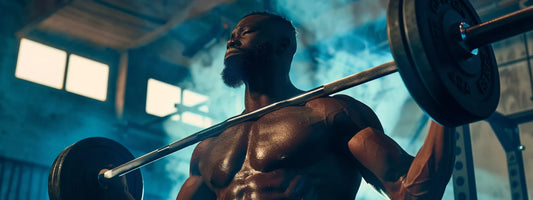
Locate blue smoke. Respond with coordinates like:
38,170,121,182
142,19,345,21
163,1,415,199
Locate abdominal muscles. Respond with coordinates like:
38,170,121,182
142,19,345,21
216,152,362,200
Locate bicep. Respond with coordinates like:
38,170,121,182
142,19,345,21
348,127,414,196
332,95,413,194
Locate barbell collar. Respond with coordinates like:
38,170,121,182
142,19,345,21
100,61,398,181
464,5,533,50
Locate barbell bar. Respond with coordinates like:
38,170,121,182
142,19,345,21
100,61,399,181
48,0,533,199
102,0,531,181
463,5,533,52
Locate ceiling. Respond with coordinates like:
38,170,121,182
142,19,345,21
16,0,531,68
18,0,236,49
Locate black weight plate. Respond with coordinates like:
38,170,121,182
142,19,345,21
388,0,500,126
48,137,143,200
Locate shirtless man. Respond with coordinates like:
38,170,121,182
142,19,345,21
176,12,455,200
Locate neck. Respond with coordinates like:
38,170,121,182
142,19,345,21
243,75,303,112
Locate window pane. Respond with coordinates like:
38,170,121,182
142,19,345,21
182,112,212,128
183,90,208,107
65,54,109,101
146,79,181,117
15,38,67,89
199,105,209,113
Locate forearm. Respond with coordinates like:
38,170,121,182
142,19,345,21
400,122,455,199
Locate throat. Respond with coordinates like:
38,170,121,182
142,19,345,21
243,83,303,113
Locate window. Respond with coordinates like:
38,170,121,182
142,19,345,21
146,78,181,117
15,38,109,101
15,38,67,89
183,90,209,112
145,78,212,128
65,54,109,101
182,112,212,128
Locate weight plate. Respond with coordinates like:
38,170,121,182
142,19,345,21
388,0,500,126
48,137,143,200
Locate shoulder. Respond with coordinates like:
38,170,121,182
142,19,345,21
190,138,212,176
306,94,383,132
304,94,357,113
306,94,367,110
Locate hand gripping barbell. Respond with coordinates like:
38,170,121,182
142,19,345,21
48,0,533,199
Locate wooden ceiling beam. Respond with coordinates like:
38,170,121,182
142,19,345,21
126,0,234,49
16,0,73,38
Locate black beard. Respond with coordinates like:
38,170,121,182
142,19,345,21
222,54,248,88
222,43,273,88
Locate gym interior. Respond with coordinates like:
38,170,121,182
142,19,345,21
0,0,532,199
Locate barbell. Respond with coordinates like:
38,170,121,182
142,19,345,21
48,0,533,199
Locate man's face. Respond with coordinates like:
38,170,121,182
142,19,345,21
222,15,278,87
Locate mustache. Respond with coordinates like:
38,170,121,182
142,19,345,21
227,47,242,51
226,48,244,54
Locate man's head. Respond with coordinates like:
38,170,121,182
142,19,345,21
222,12,297,88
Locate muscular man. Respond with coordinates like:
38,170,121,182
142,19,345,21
176,12,455,200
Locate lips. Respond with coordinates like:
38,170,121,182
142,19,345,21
225,49,242,59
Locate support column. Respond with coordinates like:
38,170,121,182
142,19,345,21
453,125,478,200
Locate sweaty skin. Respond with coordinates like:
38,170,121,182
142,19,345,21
177,14,454,200
184,96,373,199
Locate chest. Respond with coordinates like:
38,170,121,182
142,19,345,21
198,106,333,186
249,107,331,168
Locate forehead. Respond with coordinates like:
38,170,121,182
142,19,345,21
236,15,277,29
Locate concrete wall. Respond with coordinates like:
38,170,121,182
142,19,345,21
0,0,193,199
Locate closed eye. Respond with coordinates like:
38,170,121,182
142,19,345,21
241,30,255,36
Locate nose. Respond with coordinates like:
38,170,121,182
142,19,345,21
227,38,241,49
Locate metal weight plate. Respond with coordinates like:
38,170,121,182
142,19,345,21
48,137,143,200
388,0,500,126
